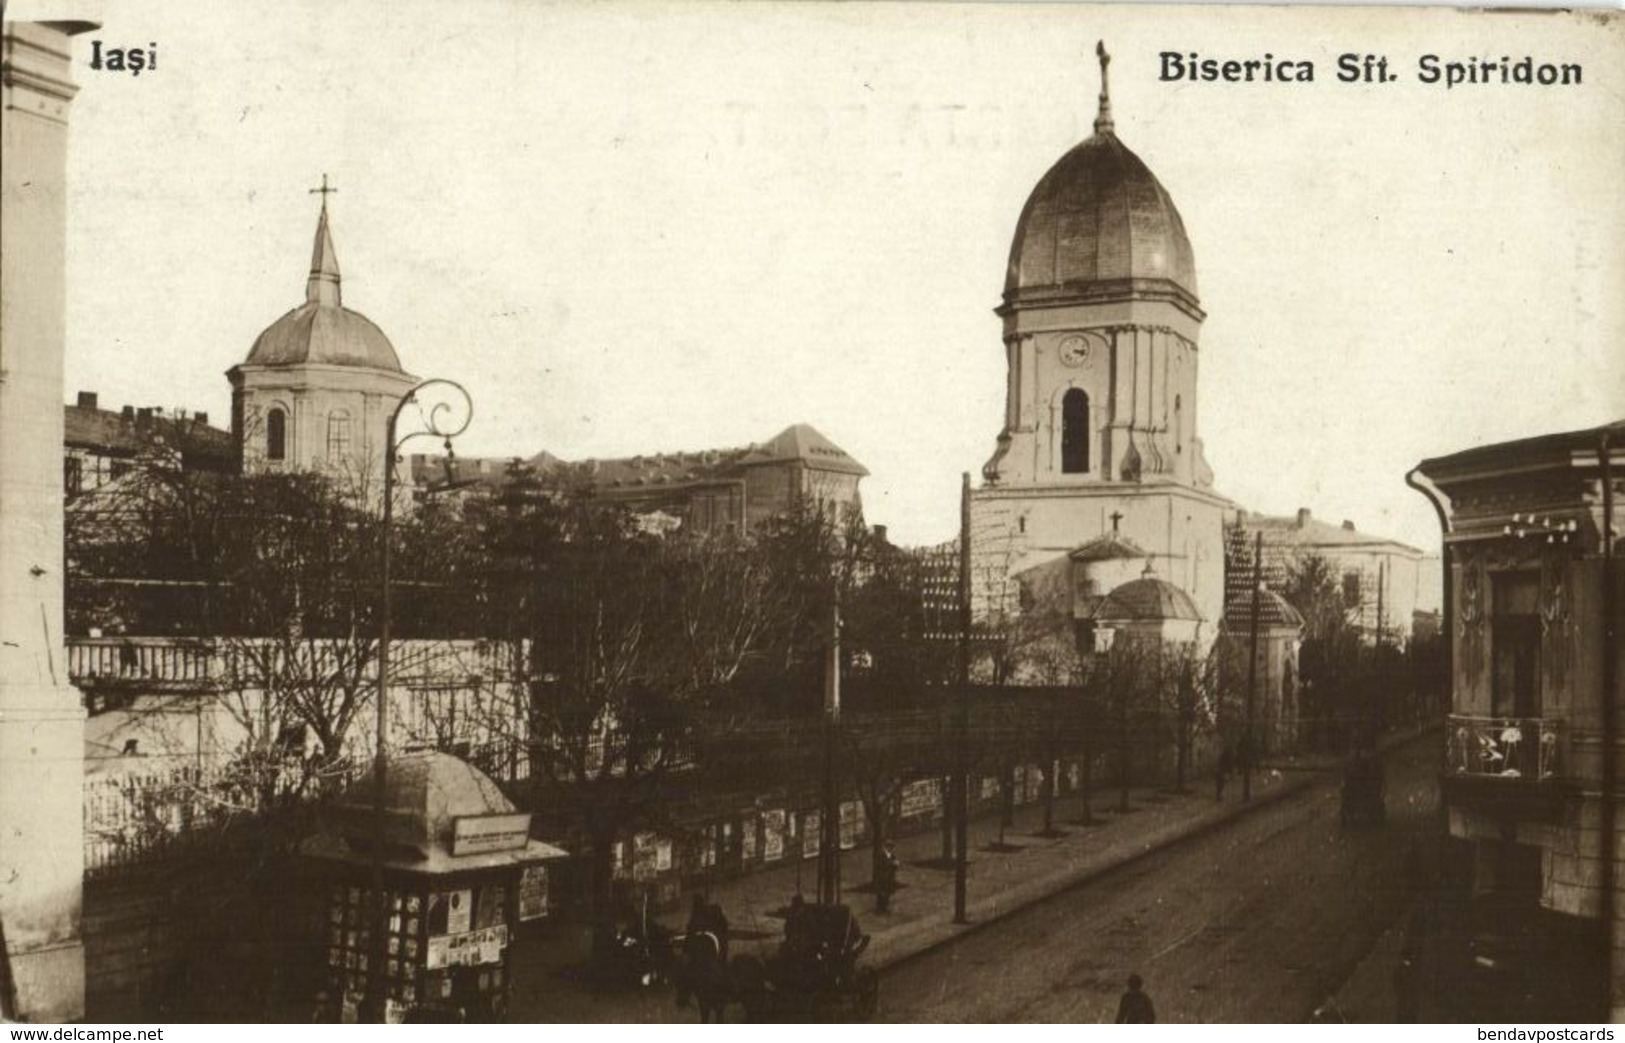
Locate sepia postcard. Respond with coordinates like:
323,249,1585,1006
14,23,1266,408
1,0,1622,1028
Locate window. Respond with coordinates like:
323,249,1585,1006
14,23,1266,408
266,407,286,461
1061,389,1090,474
1491,571,1541,718
64,455,83,497
326,412,352,462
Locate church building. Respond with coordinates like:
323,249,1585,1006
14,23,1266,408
971,45,1232,652
227,183,418,498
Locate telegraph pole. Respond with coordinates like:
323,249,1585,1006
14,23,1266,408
818,595,842,907
953,473,971,923
1243,532,1262,802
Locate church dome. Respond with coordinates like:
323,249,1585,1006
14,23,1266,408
1095,574,1203,623
244,202,405,373
1003,48,1198,311
247,303,402,371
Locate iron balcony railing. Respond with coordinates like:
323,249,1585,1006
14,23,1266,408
1445,714,1563,781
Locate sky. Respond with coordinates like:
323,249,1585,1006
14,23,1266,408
36,0,1625,550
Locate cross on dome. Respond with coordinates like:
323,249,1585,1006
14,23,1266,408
1094,40,1114,136
309,173,337,213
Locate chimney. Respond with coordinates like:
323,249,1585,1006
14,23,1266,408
136,407,153,426
1342,520,1356,531
873,524,889,545
121,405,135,421
194,412,208,426
1296,508,1311,529
76,391,98,410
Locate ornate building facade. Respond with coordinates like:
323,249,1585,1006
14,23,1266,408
1413,421,1625,1020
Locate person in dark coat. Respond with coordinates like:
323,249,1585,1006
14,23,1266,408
875,841,900,913
1116,973,1156,1023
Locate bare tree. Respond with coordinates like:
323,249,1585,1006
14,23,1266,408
474,474,809,968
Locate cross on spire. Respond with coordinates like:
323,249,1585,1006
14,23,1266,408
1094,40,1115,136
309,173,337,213
1109,510,1124,533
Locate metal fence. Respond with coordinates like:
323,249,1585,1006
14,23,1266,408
82,757,362,875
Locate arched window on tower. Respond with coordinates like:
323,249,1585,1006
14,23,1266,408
266,408,286,461
1061,389,1090,474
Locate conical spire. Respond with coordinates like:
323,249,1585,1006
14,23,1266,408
306,175,341,307
1093,40,1114,136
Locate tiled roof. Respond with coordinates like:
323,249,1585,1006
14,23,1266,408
413,423,866,491
1238,511,1422,555
1222,588,1305,631
64,404,232,463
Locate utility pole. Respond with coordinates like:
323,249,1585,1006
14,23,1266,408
818,595,841,907
954,473,971,924
1243,531,1262,802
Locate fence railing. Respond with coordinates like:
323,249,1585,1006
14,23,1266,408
68,638,219,685
1444,714,1563,781
82,756,364,875
68,637,526,689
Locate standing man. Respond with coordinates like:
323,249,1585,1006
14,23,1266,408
875,841,900,913
1116,973,1156,1023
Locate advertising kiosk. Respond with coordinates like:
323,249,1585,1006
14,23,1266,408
300,751,566,1022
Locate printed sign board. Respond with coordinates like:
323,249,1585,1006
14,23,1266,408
901,779,941,818
764,810,784,861
425,925,509,970
451,813,532,856
518,864,549,922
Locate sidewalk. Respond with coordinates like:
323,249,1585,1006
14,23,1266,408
511,725,1436,1021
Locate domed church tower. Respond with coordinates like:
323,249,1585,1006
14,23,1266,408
971,45,1231,643
227,181,418,497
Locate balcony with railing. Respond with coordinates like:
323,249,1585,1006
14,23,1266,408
1443,714,1576,815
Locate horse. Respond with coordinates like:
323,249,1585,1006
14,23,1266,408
673,929,735,1023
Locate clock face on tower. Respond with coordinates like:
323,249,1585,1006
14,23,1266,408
1058,336,1091,367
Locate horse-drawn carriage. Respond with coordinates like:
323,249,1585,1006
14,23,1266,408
735,901,879,1022
672,899,880,1023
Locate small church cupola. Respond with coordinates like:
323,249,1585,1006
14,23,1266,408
241,179,405,374
227,177,418,491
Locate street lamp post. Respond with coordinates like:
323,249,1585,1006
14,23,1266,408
365,378,472,1023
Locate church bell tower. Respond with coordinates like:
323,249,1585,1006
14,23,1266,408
970,44,1231,640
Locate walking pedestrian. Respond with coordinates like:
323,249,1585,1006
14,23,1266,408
1116,973,1156,1023
1214,744,1232,802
